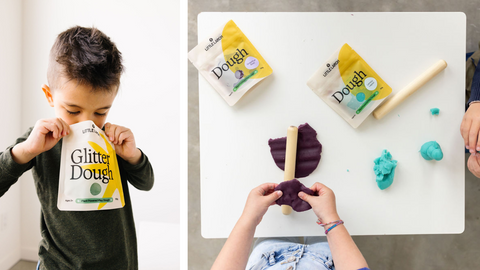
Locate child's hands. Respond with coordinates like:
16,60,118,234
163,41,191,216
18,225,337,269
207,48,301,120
240,183,282,227
104,123,141,165
468,154,480,178
298,182,340,223
461,103,480,155
12,118,70,164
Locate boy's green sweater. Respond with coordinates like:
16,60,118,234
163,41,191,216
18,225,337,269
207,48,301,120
0,128,154,269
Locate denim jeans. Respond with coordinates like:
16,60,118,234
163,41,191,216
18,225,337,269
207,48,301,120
246,237,334,270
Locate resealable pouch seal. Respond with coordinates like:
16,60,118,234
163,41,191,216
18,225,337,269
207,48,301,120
307,43,392,128
57,120,125,211
188,20,273,106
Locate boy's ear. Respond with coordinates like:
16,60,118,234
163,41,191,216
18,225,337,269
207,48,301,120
42,84,54,107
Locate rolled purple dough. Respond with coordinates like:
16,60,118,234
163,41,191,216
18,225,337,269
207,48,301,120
268,123,322,178
274,179,315,212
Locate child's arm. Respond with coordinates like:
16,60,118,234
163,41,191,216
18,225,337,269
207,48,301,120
461,103,480,157
461,62,480,158
462,62,480,178
1,121,65,197
467,154,480,178
299,182,369,270
2,118,69,197
104,123,154,191
11,118,70,164
211,183,282,270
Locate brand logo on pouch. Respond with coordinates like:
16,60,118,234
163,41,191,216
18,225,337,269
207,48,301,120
205,35,223,52
323,59,340,77
82,126,100,136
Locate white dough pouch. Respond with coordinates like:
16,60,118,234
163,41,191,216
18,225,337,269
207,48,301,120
188,20,273,106
307,43,392,128
57,120,125,211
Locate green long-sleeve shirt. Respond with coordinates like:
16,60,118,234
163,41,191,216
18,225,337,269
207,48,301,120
0,128,154,269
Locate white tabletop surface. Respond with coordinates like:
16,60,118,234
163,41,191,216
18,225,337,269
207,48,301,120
198,12,466,238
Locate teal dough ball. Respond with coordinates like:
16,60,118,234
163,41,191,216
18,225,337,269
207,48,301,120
373,150,398,190
420,141,443,161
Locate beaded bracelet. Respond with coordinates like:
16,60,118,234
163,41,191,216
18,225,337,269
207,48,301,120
316,219,344,234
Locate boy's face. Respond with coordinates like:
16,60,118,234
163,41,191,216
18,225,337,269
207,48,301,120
42,79,117,129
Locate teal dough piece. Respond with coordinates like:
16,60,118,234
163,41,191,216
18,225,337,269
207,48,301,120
420,141,443,161
373,150,398,190
430,108,440,115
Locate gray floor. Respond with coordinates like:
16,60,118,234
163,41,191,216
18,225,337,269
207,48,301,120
188,0,480,269
9,261,36,270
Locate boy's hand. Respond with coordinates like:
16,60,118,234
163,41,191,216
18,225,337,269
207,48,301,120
12,118,70,164
104,123,141,165
461,103,480,155
299,182,340,224
468,154,480,178
240,183,282,227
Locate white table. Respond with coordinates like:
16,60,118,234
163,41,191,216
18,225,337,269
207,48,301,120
198,12,466,238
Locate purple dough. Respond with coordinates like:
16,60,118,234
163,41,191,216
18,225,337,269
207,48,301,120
268,123,322,178
274,179,315,212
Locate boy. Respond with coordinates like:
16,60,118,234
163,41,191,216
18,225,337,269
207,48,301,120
0,26,154,269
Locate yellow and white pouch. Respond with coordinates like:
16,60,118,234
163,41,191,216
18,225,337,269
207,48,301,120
57,120,125,211
307,44,392,128
188,20,273,106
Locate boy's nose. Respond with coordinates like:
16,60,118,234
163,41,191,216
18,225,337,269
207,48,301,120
79,116,90,123
78,115,95,124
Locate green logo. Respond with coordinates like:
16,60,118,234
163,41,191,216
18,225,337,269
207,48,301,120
90,183,102,196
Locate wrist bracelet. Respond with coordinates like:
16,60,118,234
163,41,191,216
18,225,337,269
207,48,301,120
324,221,344,234
316,219,342,226
316,219,344,234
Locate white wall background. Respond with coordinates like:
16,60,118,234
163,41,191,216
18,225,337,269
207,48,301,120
0,0,23,269
1,0,181,269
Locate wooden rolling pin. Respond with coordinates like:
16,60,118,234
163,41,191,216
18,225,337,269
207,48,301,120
372,60,447,120
282,126,298,215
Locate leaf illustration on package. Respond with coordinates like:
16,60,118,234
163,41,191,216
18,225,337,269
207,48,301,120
81,134,125,210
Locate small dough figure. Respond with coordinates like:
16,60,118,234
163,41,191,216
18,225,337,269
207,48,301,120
420,141,443,161
430,108,440,115
374,150,398,190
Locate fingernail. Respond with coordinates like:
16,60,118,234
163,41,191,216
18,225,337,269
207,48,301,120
276,190,282,197
466,145,470,149
476,146,480,151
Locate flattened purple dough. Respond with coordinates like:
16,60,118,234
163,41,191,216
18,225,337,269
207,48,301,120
268,123,322,178
275,179,315,212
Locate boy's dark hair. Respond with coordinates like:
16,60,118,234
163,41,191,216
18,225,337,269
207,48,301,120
47,26,123,92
